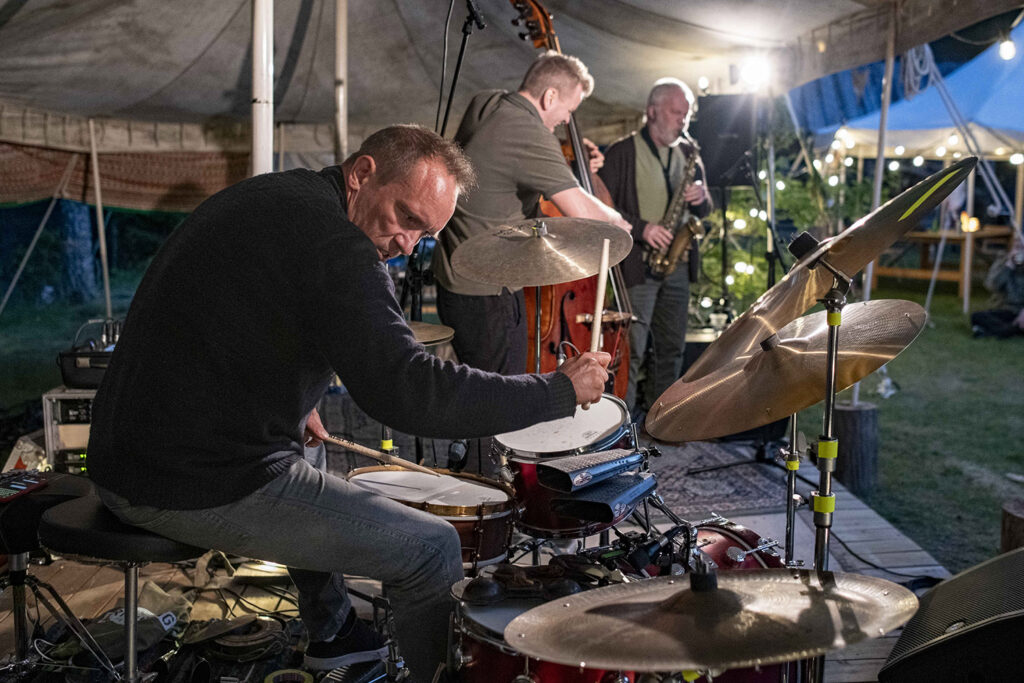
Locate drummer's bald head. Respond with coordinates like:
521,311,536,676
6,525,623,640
343,124,476,193
520,51,594,100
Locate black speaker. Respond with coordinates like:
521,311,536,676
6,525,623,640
690,94,756,187
878,547,1024,682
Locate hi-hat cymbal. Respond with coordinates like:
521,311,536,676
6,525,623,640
407,320,454,346
451,217,632,288
646,299,925,442
504,569,917,672
685,157,976,382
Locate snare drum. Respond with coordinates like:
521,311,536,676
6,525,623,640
348,467,514,571
453,581,633,683
493,395,634,538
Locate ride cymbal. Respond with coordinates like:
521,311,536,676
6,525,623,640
451,217,632,288
646,299,926,442
504,569,917,672
407,320,455,346
685,157,975,381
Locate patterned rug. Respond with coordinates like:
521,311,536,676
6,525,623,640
647,440,790,519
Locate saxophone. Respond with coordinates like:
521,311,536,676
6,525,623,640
643,141,705,278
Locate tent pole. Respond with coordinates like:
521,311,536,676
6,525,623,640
88,119,113,320
852,0,896,408
962,169,976,314
1016,162,1023,235
277,121,285,171
864,0,897,303
0,155,78,320
252,0,274,176
334,0,348,164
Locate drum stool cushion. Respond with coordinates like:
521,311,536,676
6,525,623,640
39,496,205,564
0,473,96,555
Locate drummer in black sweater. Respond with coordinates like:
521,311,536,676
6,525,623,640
86,124,610,682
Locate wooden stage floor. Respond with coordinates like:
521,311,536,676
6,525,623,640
0,478,947,682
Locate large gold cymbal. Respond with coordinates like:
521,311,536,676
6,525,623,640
685,157,976,382
646,299,926,442
450,217,632,288
504,569,917,672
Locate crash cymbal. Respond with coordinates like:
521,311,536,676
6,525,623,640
684,157,976,381
407,320,454,346
646,299,925,442
504,569,917,672
450,217,632,288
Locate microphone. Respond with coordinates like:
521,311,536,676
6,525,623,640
627,524,689,572
447,440,468,472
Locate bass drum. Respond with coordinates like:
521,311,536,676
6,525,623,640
452,580,633,683
493,394,634,538
689,518,796,683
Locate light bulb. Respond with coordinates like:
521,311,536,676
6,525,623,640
999,38,1016,61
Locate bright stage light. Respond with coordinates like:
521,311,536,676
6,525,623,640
776,180,786,191
888,160,900,172
825,153,835,164
999,38,1016,61
733,218,747,229
1010,153,1024,165
697,75,710,92
912,156,925,167
739,57,771,90
935,146,947,157
813,159,823,171
758,210,767,220
947,134,959,146
745,264,756,275
701,297,713,308
758,169,768,180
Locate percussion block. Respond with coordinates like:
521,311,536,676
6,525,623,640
878,547,1024,682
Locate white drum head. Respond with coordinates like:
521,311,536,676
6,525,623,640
494,394,627,456
349,469,507,506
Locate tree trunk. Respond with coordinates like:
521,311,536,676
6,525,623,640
834,401,879,496
1001,499,1024,553
58,199,98,303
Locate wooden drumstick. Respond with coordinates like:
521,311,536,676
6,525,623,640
582,238,611,411
321,434,442,477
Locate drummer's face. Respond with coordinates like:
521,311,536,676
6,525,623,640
347,156,458,261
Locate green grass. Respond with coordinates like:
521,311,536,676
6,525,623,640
798,278,1024,573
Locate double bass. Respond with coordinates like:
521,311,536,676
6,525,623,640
510,0,634,398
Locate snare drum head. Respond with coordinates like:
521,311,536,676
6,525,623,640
349,469,508,508
494,394,628,458
452,578,544,641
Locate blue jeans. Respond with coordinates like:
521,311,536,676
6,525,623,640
626,264,690,413
97,445,463,683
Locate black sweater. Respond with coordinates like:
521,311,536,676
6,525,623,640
87,167,576,509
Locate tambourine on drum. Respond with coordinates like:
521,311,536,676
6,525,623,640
493,394,636,538
347,466,515,572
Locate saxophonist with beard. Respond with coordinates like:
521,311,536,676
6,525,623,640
598,78,712,419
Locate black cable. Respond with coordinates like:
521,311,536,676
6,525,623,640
434,0,457,133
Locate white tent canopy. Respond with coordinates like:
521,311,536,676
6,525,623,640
1,0,1020,154
820,22,1024,160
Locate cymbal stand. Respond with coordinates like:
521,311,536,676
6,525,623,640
783,412,802,568
808,272,850,683
532,221,549,373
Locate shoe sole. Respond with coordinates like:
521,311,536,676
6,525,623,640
303,645,389,670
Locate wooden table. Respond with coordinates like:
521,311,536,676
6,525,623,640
871,225,1013,309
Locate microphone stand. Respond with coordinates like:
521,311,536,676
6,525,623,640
743,155,789,288
439,0,486,137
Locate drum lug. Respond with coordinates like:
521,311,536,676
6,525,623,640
453,645,473,669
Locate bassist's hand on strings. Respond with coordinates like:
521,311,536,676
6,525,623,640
582,137,605,174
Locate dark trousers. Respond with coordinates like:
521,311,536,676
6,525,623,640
435,285,527,474
971,308,1023,338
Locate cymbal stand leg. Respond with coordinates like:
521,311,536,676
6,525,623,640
534,286,542,373
809,278,847,683
381,424,396,456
